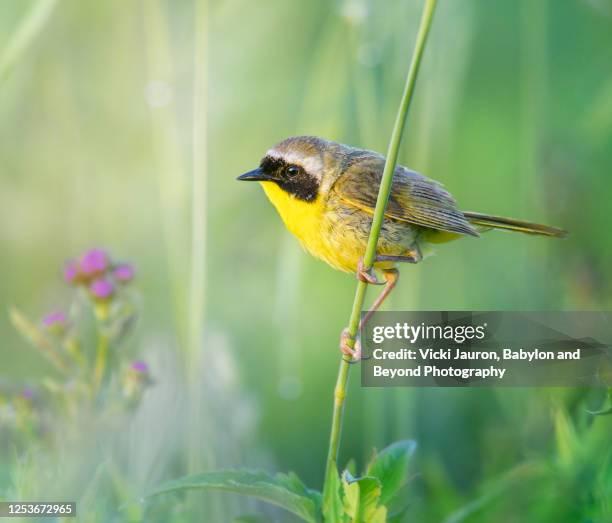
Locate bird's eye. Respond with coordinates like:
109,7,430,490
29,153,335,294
286,165,301,177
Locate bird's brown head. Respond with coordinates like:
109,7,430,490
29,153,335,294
237,136,340,202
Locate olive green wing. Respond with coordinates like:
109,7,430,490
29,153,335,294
331,158,478,237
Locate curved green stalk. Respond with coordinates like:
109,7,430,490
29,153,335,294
323,0,438,496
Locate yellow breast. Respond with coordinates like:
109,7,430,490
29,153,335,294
260,181,354,272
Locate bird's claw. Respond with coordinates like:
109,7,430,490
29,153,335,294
340,328,362,363
357,257,383,285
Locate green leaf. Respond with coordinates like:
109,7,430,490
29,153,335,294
148,469,320,523
354,476,387,523
587,389,612,416
341,475,359,519
322,463,345,523
341,472,387,523
278,471,319,503
366,440,417,506
588,405,612,416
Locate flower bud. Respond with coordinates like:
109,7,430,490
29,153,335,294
90,278,114,300
42,311,69,336
42,311,68,328
131,360,149,373
114,264,135,283
80,249,109,276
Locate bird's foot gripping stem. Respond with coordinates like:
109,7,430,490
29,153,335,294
356,257,384,285
340,328,362,363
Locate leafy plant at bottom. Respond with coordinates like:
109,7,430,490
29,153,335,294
147,440,416,522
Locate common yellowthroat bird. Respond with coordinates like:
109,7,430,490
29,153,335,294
238,136,567,360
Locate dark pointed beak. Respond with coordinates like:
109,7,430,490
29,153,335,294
236,167,271,182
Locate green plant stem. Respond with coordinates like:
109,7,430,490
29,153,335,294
93,333,109,395
323,0,438,496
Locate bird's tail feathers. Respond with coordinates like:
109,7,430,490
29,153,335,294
463,211,567,238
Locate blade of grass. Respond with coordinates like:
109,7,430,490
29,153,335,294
0,0,59,83
186,1,223,519
188,0,211,480
143,0,190,353
188,0,208,373
323,0,438,497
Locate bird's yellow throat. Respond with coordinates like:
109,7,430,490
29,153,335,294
258,179,345,268
259,181,323,240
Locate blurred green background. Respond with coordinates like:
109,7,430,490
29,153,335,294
1,0,612,521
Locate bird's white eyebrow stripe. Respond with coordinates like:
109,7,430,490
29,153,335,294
266,149,323,180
